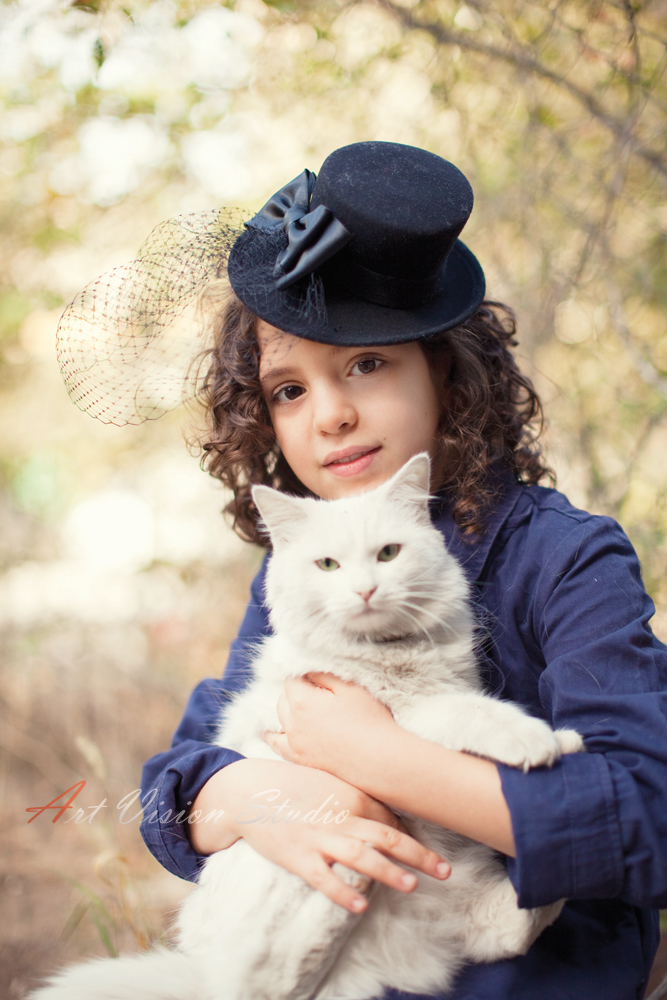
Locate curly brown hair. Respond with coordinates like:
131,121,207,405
200,292,553,546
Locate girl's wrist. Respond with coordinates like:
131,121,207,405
187,761,248,854
332,715,407,792
345,728,516,857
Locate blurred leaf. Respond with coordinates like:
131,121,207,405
12,456,62,519
0,291,32,344
93,38,105,70
57,872,118,957
90,910,118,958
31,224,78,253
60,900,91,944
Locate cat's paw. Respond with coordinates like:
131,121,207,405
465,880,565,963
555,729,585,754
331,863,373,896
489,716,562,771
496,898,566,958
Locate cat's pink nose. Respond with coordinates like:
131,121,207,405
357,587,377,603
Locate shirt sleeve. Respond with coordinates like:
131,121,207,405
497,515,667,910
140,555,271,882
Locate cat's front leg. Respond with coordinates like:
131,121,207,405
182,845,372,1000
400,692,583,771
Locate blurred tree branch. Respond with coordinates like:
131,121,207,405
377,0,667,176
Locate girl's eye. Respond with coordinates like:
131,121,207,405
378,544,400,562
352,358,382,375
316,557,340,571
274,385,304,403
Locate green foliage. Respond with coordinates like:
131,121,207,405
12,455,63,520
71,0,104,10
262,0,300,11
31,223,79,253
58,874,119,958
0,0,666,619
93,38,105,70
0,290,32,344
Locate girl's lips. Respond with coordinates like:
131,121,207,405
325,447,381,478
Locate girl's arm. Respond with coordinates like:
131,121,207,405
264,675,516,858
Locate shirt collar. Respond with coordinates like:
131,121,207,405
429,470,526,698
430,469,525,587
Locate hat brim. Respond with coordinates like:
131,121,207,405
228,231,485,346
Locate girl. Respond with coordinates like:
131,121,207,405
75,141,667,998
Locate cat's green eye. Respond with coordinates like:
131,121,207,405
316,557,340,571
378,544,401,562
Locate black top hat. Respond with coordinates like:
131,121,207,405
228,141,485,345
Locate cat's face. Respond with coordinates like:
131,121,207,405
253,455,463,644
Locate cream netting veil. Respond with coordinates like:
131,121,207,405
56,209,249,426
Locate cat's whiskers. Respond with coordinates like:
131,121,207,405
402,586,456,608
404,606,456,640
402,589,446,607
303,605,336,632
303,603,329,621
390,598,437,637
402,565,439,580
405,572,440,583
393,605,439,651
400,600,459,642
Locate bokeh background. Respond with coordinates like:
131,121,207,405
1,0,667,994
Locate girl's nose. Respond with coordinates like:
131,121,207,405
312,385,357,435
356,586,377,603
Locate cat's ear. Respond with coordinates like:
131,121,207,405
252,485,308,544
382,453,432,524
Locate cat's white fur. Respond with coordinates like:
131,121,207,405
30,454,583,1000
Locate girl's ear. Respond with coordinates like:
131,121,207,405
382,453,432,524
252,485,308,544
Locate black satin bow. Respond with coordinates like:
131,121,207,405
245,170,351,290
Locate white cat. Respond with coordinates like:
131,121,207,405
31,454,583,1000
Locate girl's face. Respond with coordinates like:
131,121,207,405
258,320,446,500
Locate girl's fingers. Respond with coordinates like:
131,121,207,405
302,672,339,692
275,691,290,728
262,729,293,760
294,827,451,912
327,835,421,896
301,855,371,914
349,819,451,881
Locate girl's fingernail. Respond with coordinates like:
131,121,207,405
436,862,450,878
401,873,417,889
351,897,367,912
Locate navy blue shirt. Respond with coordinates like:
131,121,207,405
141,480,667,999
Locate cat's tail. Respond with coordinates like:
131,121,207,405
28,948,202,1000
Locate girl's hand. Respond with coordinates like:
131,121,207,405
188,757,450,913
264,673,395,778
